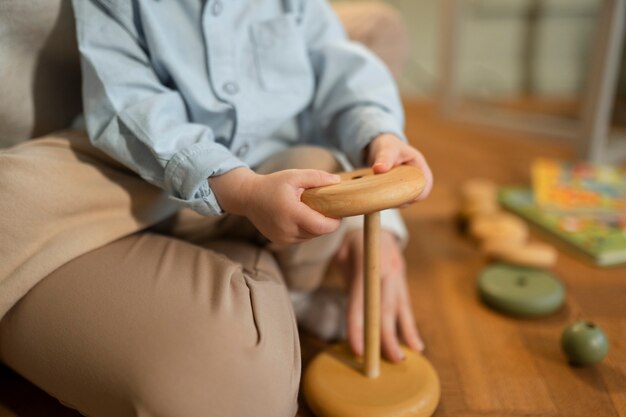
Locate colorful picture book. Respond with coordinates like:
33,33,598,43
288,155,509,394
499,187,626,267
531,158,626,214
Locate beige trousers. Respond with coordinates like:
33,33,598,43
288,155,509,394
0,131,344,417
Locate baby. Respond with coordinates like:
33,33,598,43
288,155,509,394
73,0,432,371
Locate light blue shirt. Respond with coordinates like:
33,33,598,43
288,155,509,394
72,0,406,216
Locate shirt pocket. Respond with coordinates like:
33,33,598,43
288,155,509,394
250,14,313,94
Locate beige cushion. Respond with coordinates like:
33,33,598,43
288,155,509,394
332,2,409,79
0,0,82,148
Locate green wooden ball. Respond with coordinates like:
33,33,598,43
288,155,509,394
561,321,609,366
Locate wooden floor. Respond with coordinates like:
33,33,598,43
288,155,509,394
1,100,625,417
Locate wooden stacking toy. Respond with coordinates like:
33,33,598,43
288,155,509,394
301,165,440,417
459,178,558,268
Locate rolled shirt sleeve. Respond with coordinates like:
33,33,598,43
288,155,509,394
72,0,245,216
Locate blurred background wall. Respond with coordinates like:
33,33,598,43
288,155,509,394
331,0,626,161
333,0,625,126
334,0,602,97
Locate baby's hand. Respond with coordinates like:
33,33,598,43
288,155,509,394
210,167,341,244
367,133,433,203
335,228,425,362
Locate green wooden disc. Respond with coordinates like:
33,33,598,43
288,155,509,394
478,263,565,317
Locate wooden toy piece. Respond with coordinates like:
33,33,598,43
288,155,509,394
304,344,440,417
302,165,426,218
460,198,500,218
458,179,559,268
469,212,529,243
481,240,558,268
477,263,565,317
561,321,609,366
301,166,440,417
460,178,498,203
364,210,381,378
459,178,499,218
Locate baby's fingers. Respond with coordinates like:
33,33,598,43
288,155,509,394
291,169,340,189
372,147,400,174
294,204,341,236
381,278,404,362
347,267,364,357
398,294,425,352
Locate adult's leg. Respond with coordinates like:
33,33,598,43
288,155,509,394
0,233,300,417
0,131,178,318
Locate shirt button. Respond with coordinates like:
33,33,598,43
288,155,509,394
223,82,239,95
211,0,223,16
236,143,249,158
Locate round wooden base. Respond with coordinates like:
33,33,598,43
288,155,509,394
303,344,440,417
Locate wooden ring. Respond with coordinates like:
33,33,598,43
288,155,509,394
478,263,565,317
301,165,426,218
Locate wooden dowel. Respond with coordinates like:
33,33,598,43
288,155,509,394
364,211,381,379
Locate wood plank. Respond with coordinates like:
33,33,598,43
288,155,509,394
396,101,625,417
